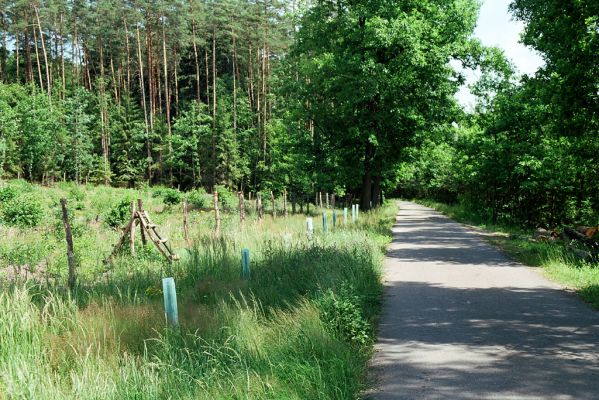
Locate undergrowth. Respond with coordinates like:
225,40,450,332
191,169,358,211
0,182,396,399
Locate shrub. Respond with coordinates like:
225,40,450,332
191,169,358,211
68,186,86,202
186,188,209,209
105,198,132,228
318,286,373,348
215,185,237,210
1,195,44,228
161,188,182,206
0,185,18,202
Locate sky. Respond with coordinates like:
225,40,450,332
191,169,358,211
455,0,545,109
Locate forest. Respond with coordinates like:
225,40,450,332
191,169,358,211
0,0,596,226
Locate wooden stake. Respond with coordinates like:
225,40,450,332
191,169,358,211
130,201,136,256
257,193,263,221
239,192,245,227
183,200,189,244
137,199,147,246
326,193,329,209
214,191,221,236
60,199,76,291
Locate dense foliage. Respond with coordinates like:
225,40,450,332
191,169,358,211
397,0,599,227
0,0,596,221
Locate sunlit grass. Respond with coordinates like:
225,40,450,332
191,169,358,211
0,181,397,399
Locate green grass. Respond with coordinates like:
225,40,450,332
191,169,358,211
0,180,397,399
417,199,599,309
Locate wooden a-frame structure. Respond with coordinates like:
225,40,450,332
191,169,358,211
106,199,179,263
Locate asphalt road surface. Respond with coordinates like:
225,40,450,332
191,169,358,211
369,201,599,400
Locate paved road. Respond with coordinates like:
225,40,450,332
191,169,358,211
369,201,599,400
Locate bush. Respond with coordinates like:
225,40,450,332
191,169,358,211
1,195,44,228
318,286,373,348
215,185,237,210
161,188,182,206
105,198,132,228
0,185,18,202
186,188,209,209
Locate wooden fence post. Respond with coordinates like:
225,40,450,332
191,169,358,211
60,198,76,291
183,200,190,244
270,191,276,218
214,191,221,236
326,192,329,209
257,193,263,221
331,194,336,209
137,199,147,247
130,201,136,256
239,191,245,227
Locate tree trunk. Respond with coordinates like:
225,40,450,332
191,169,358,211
136,27,152,181
361,142,374,210
212,29,217,186
124,20,131,93
372,176,381,208
232,33,237,134
60,199,76,291
191,18,201,102
25,28,32,82
32,25,44,91
33,6,51,98
60,13,65,99
162,22,173,183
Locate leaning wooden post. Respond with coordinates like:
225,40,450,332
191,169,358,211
283,188,288,217
239,191,245,228
270,190,276,218
137,199,147,247
183,200,190,244
162,277,179,327
257,193,263,221
213,191,221,236
130,201,136,256
60,198,76,291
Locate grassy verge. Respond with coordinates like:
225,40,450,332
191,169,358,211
0,182,396,399
416,200,599,309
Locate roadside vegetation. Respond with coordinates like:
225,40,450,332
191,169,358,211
418,200,599,310
0,180,396,399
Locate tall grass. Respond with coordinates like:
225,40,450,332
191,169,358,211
0,200,397,399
